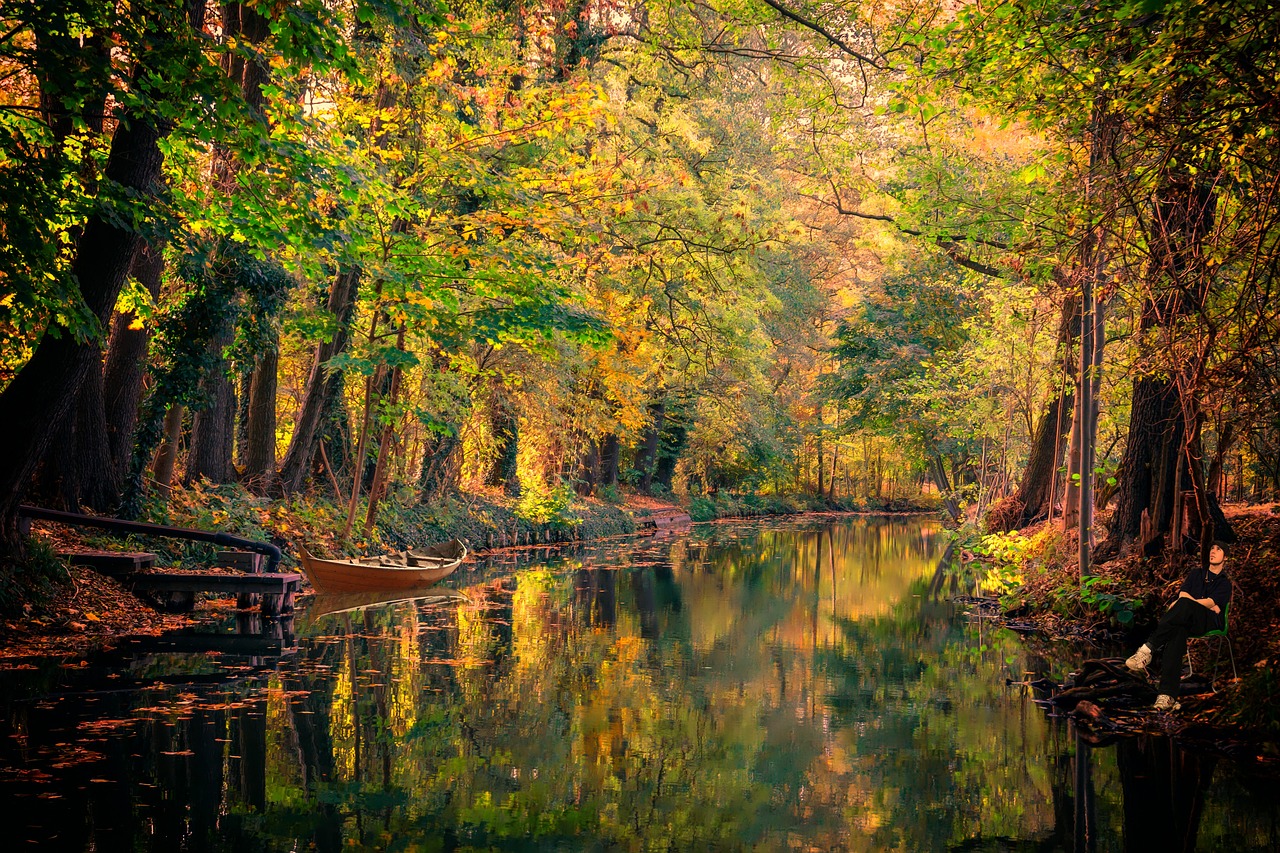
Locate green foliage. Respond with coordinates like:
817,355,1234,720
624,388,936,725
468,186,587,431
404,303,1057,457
975,530,1033,598
515,482,581,529
688,495,717,522
1077,576,1137,626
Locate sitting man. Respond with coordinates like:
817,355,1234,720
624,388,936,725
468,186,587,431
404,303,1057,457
1125,544,1231,711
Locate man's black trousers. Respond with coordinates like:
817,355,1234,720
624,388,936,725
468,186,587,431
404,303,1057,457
1148,598,1223,695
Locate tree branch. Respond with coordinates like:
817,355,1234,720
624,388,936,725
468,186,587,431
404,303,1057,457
818,183,1010,277
756,0,885,68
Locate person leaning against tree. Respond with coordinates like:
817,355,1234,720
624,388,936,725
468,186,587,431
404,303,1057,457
1125,544,1232,712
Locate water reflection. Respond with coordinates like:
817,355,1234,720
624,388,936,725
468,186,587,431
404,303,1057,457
1,517,1277,851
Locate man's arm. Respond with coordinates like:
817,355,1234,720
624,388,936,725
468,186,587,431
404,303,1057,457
1177,590,1221,614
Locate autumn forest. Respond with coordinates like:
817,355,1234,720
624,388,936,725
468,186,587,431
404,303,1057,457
2,0,1279,595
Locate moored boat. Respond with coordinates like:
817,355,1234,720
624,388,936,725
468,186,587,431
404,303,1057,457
297,540,467,594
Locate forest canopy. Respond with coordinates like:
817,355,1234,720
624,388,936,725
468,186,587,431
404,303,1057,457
1,0,1277,568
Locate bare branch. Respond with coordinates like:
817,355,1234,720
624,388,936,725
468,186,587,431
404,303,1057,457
755,0,885,69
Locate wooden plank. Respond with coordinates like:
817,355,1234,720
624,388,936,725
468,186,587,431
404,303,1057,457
128,572,301,594
60,551,156,574
215,550,266,573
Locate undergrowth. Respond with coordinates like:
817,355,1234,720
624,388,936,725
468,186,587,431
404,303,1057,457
0,539,71,617
960,523,1140,629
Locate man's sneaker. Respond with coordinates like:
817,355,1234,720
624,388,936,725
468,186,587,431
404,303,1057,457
1125,644,1152,672
1153,694,1180,712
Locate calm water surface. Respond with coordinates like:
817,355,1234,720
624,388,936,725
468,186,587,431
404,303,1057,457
2,516,1278,851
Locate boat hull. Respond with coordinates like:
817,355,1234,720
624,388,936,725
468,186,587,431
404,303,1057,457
297,542,466,594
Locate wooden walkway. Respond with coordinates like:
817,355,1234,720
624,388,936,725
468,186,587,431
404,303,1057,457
59,550,299,617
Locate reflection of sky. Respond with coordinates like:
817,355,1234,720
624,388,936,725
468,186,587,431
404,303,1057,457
3,518,1279,851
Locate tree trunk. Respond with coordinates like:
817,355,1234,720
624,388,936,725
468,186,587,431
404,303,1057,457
186,327,237,484
1103,166,1225,556
31,351,115,512
486,400,520,497
1111,375,1184,554
279,267,361,494
576,439,599,496
1062,382,1084,530
1206,422,1234,499
418,432,460,504
152,405,185,496
816,434,825,498
104,242,166,483
242,346,278,494
635,400,666,491
599,433,620,489
234,370,252,467
0,105,171,552
931,453,961,522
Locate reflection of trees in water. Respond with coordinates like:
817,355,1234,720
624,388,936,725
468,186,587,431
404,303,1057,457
6,520,1280,850
1117,736,1215,853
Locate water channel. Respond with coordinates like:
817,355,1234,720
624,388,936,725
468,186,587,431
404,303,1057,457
2,516,1277,850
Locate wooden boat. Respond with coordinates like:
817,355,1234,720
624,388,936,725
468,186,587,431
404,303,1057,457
307,586,469,620
297,540,467,594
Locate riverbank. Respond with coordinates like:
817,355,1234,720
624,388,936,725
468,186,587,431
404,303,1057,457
0,484,638,658
687,491,940,521
968,503,1280,742
0,483,951,660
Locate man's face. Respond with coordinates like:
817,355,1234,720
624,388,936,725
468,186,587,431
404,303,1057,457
1209,545,1225,573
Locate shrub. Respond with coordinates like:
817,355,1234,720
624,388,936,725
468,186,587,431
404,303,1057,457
515,482,581,529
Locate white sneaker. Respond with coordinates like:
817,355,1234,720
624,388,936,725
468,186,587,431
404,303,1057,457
1125,644,1152,672
1153,694,1180,712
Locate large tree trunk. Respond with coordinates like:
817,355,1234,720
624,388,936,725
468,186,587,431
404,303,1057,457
599,433,620,489
279,267,361,494
0,111,169,551
1103,170,1231,556
1109,375,1185,554
104,242,167,484
186,327,237,484
241,346,278,494
635,400,665,491
31,351,115,512
575,439,599,496
486,399,520,497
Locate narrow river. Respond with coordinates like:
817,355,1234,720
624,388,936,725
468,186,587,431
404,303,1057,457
1,516,1277,850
